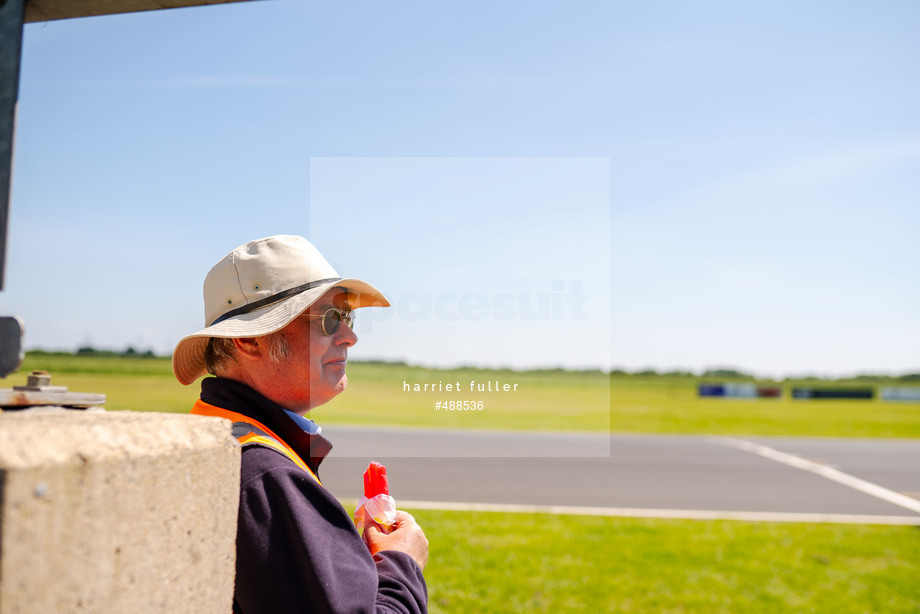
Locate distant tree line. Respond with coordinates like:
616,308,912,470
609,367,920,383
609,368,752,378
75,345,157,358
23,350,920,381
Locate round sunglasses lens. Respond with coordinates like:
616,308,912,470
322,309,342,336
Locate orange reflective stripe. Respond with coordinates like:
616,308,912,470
238,433,314,475
192,399,321,485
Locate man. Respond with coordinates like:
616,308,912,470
173,235,428,613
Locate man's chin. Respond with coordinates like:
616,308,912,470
327,374,348,398
306,378,347,412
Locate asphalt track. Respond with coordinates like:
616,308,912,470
316,427,920,524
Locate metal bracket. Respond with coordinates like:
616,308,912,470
0,370,106,409
13,369,66,392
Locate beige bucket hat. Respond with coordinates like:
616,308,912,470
172,235,389,385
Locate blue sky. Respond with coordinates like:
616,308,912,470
3,0,918,377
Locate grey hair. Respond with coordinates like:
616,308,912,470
204,330,291,375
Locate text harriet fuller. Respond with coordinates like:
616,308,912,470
402,380,519,392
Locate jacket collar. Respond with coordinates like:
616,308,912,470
200,377,333,473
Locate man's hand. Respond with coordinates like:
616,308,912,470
363,510,429,571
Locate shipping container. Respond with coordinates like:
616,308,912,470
724,383,758,398
698,384,725,397
792,387,874,400
880,387,920,401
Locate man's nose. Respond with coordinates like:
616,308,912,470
335,322,358,347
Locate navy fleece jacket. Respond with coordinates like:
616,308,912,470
200,377,428,614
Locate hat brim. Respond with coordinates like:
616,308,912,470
172,278,389,385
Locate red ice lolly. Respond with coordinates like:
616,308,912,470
363,461,389,498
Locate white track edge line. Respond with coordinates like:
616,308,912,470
394,499,920,525
715,437,920,515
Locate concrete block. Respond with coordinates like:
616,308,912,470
0,410,241,614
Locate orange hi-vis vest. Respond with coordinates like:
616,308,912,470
191,399,322,485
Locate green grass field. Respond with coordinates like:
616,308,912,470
405,508,920,613
11,354,920,437
10,354,611,432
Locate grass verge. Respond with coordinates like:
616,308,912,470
402,508,920,613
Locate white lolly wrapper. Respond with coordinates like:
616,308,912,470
354,493,397,533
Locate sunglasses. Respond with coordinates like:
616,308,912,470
302,308,355,336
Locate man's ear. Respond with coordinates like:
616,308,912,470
231,337,262,361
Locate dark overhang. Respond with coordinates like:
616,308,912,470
25,0,258,23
